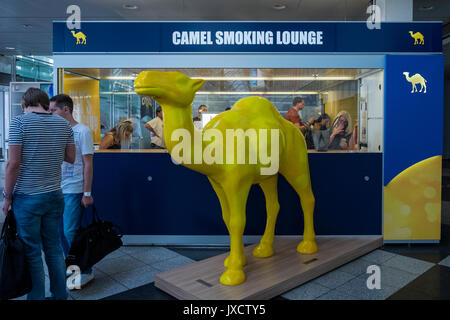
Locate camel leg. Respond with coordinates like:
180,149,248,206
208,177,246,267
423,83,426,93
219,178,252,286
253,174,280,258
280,155,317,254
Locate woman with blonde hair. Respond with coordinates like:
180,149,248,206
99,119,134,149
329,111,357,150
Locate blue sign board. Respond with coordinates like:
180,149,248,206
53,21,442,53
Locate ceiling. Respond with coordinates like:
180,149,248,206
0,0,449,56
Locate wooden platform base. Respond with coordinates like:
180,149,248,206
155,236,383,300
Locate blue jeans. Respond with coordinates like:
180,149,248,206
13,190,68,300
60,193,92,274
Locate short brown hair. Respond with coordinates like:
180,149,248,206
22,88,50,110
292,97,304,106
50,94,74,113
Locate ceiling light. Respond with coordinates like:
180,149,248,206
104,75,354,81
273,4,286,10
5,47,15,50
123,4,138,10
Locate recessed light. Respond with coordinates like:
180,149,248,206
419,5,434,11
5,47,15,50
123,4,138,10
273,4,286,10
23,24,32,28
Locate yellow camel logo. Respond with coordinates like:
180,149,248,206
409,31,424,45
403,72,427,93
71,30,87,45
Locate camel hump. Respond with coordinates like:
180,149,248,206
232,96,282,118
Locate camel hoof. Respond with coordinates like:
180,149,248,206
297,240,318,254
252,243,274,258
224,255,247,268
220,269,246,286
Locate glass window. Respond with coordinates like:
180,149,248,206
61,68,383,152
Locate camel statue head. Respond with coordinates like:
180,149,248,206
403,72,410,77
71,30,76,35
134,71,205,108
409,31,413,35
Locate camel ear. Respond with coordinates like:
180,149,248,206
192,79,204,92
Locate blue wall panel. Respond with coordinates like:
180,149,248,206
91,152,382,236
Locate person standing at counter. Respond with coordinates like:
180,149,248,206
99,119,134,149
2,88,75,300
285,97,314,135
49,94,95,288
144,106,166,149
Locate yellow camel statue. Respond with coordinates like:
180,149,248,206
403,72,427,93
71,30,87,44
409,31,424,45
134,71,317,286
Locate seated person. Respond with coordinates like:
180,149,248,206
329,111,357,150
99,119,134,149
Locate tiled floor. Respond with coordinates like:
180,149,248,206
4,160,450,300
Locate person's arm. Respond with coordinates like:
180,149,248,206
64,144,75,164
2,146,22,216
348,125,358,151
145,122,159,137
99,134,114,149
81,154,94,207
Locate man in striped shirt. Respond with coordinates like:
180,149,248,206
2,88,75,300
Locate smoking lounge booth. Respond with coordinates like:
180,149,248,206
52,22,443,297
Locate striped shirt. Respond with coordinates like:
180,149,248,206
8,112,75,195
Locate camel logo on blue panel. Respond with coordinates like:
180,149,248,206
403,72,427,93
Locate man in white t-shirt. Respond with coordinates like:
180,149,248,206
49,94,95,288
145,106,165,149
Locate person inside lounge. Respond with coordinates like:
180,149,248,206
144,106,165,149
99,119,134,150
328,111,357,150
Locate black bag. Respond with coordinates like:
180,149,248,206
65,205,123,272
0,210,32,300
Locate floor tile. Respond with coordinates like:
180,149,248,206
390,265,450,299
379,265,419,289
150,255,195,272
438,255,450,267
110,265,159,289
169,247,229,261
102,282,176,300
311,269,355,289
360,249,396,264
316,289,359,300
102,248,128,261
334,274,398,300
93,255,146,276
334,257,374,276
126,246,179,265
382,255,435,275
281,281,330,300
69,274,128,300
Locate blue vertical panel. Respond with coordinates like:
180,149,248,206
384,55,444,185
